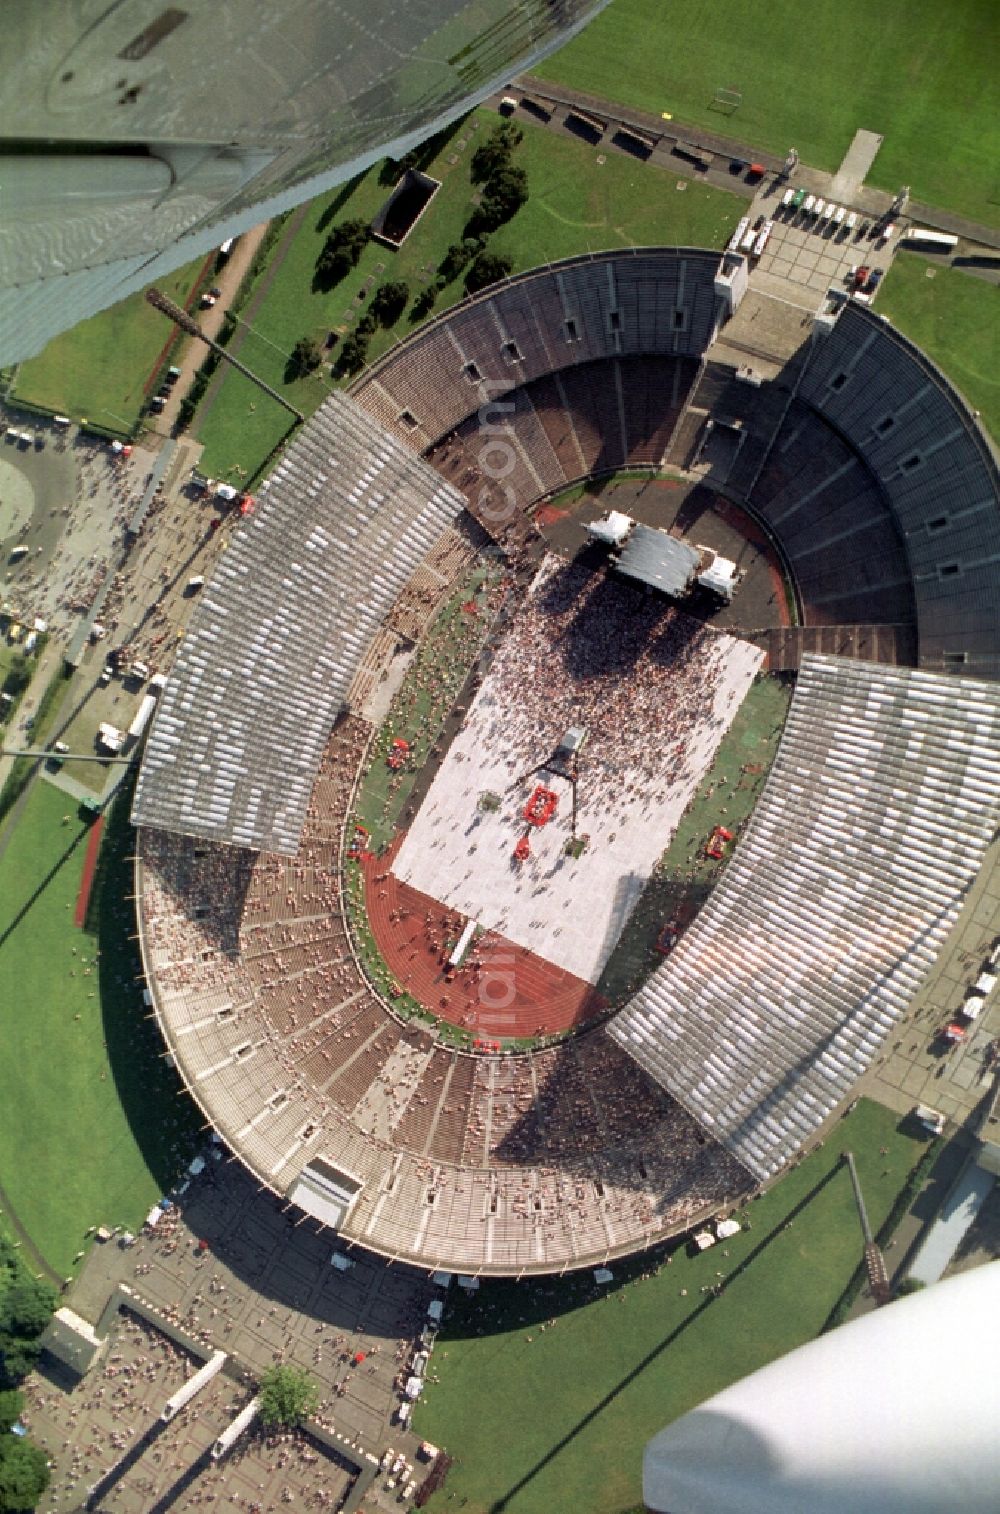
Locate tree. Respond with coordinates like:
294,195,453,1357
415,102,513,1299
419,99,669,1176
439,237,483,283
0,1394,22,1435
288,336,323,379
465,251,514,295
471,164,528,233
315,218,370,286
410,287,437,321
0,1434,50,1512
334,331,370,376
470,122,523,184
369,281,410,326
316,244,354,284
258,1365,319,1429
0,1282,56,1341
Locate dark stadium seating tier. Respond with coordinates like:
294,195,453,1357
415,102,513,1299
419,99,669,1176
794,303,1000,679
352,253,997,677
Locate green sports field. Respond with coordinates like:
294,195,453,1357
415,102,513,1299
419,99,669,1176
12,256,207,432
537,0,1000,225
877,251,1000,442
0,782,199,1277
193,108,739,481
416,1098,926,1514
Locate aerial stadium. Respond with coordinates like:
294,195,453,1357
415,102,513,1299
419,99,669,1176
129,245,1000,1277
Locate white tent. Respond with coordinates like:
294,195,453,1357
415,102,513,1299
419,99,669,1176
586,511,633,547
697,555,739,602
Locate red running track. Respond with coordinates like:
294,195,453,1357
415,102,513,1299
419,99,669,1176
361,833,606,1040
74,814,105,928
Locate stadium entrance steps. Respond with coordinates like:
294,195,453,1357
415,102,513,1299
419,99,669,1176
757,623,917,672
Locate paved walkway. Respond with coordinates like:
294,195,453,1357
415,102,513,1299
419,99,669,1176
828,128,885,202
863,832,1000,1128
41,765,104,803
847,1132,973,1318
191,202,312,462
0,651,60,812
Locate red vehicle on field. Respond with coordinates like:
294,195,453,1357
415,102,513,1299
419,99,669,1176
387,737,410,771
705,825,734,861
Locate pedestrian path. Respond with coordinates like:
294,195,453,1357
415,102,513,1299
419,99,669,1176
829,128,885,203
158,221,271,433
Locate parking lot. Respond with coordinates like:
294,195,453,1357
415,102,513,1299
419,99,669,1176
739,191,898,306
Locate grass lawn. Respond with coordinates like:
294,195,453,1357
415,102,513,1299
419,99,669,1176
415,1098,927,1514
876,252,1000,443
12,255,207,432
193,108,740,481
0,782,200,1277
536,0,1000,225
352,565,503,852
598,671,792,1005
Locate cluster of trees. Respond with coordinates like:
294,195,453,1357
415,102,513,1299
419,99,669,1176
315,219,369,288
432,124,526,298
0,1243,57,1510
0,1391,48,1512
1,656,30,703
333,279,410,376
0,1277,57,1391
176,346,221,431
466,122,529,238
436,236,513,298
308,122,528,372
287,336,325,380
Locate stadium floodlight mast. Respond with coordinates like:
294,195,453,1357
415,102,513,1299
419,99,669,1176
145,289,305,423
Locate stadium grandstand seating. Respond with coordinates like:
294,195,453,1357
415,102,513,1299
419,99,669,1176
131,391,465,854
137,706,754,1274
748,398,915,626
610,655,1000,1181
795,303,1000,679
352,261,998,683
133,248,1000,1277
352,249,724,450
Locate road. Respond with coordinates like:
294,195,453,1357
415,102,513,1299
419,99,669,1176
154,221,271,434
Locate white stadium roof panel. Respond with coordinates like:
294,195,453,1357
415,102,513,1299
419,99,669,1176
132,392,463,854
610,655,1000,1180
